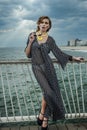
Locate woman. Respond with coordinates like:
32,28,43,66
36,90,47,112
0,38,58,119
25,16,84,130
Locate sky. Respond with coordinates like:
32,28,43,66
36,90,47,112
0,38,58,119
0,0,87,47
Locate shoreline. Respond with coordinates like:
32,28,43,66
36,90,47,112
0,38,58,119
60,46,87,52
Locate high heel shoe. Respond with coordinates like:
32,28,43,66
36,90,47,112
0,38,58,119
41,126,48,130
37,112,44,126
41,120,48,130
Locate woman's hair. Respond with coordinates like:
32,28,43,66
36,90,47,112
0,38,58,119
36,16,52,32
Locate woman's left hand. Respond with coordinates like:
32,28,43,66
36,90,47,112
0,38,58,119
73,57,84,62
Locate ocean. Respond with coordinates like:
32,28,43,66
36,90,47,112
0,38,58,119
0,47,87,118
0,47,27,60
0,47,87,60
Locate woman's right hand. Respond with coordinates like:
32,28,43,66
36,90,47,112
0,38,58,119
29,32,35,44
25,32,35,57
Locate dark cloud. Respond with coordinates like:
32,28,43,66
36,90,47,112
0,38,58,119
0,0,87,47
0,0,87,25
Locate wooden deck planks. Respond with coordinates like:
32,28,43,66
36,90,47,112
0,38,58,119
56,124,68,130
29,126,39,130
49,124,58,130
20,126,30,130
0,123,87,130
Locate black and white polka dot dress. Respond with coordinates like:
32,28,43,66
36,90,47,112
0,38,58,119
26,34,72,121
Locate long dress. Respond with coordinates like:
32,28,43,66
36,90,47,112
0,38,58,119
25,33,72,121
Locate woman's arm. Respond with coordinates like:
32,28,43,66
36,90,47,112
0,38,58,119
25,32,35,58
72,56,84,62
48,37,84,69
25,41,32,57
48,37,72,69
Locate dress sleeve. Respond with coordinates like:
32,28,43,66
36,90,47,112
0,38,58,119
24,33,32,58
48,37,73,69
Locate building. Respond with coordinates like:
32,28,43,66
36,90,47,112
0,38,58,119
67,39,87,46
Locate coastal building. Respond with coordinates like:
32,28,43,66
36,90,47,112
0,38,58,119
67,39,87,46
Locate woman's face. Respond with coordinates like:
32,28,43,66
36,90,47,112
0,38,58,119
38,18,50,32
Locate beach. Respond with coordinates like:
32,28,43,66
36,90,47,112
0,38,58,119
60,46,87,52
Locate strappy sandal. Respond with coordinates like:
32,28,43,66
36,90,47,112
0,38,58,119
41,119,48,130
37,112,44,126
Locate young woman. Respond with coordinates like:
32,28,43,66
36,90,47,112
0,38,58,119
25,16,84,130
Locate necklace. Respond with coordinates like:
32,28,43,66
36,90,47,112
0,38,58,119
36,31,48,41
37,35,43,41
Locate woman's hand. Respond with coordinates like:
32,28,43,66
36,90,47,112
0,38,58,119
25,32,35,57
29,32,35,44
73,57,84,62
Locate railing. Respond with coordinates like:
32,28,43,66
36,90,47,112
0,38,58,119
0,59,87,123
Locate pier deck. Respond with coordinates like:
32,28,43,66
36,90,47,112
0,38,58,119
0,123,87,130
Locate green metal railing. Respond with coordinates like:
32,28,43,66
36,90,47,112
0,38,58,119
0,59,87,123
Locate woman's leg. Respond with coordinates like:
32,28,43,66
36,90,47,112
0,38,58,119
41,97,47,114
42,117,48,128
41,97,48,129
32,65,51,126
39,96,47,120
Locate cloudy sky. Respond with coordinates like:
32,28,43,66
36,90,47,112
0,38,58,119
0,0,87,47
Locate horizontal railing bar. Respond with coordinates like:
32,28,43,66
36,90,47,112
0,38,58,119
0,59,87,64
0,60,32,64
1,113,87,123
0,115,36,123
